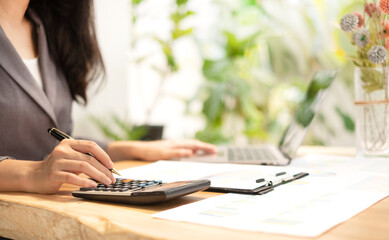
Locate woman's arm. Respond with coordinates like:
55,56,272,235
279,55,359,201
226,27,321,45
0,159,36,192
0,139,116,194
106,139,217,161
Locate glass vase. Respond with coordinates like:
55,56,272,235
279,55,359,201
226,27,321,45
354,67,389,159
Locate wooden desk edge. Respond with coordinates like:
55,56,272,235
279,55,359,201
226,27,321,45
2,146,389,240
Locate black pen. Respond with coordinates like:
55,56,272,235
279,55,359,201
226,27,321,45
48,127,121,176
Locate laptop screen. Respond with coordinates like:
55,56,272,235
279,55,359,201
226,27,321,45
278,70,339,159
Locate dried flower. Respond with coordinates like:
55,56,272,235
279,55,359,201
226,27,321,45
341,1,389,66
380,0,389,14
367,45,388,64
353,12,364,28
383,21,389,37
385,39,389,49
340,14,359,32
364,3,381,17
353,30,369,47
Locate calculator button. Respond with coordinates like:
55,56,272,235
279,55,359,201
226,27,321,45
119,188,130,192
79,187,94,191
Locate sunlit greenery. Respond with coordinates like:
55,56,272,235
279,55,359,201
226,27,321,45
93,0,358,145
90,114,148,141
189,0,357,144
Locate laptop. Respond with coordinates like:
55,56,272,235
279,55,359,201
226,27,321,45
181,69,339,165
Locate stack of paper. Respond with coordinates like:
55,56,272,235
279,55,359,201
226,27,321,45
119,155,389,237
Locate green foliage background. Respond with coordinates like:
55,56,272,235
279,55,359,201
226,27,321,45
94,0,357,144
188,0,357,144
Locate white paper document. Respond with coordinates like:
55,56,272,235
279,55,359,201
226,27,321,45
119,161,304,190
119,157,389,237
154,190,384,237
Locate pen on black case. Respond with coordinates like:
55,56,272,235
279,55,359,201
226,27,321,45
47,127,121,176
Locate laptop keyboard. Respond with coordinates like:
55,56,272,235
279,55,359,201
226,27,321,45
228,147,278,162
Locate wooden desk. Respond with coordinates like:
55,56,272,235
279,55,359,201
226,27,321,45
0,146,388,240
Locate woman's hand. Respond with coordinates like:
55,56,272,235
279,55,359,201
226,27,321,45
26,139,116,194
107,139,217,161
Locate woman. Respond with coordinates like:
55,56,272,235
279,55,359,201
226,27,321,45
0,0,216,194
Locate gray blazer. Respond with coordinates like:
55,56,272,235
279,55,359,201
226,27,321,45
0,10,106,161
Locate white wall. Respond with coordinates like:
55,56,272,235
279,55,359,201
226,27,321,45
72,0,204,141
72,0,205,141
72,0,131,140
127,0,216,140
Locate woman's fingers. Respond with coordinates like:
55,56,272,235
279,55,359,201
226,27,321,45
172,140,217,153
52,140,115,184
55,172,97,188
69,151,116,183
58,159,112,185
163,149,194,159
68,140,114,169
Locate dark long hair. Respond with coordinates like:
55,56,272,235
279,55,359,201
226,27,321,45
28,0,105,104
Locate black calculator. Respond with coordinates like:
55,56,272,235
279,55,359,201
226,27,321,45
72,178,211,205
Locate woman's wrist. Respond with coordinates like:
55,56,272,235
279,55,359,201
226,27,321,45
20,161,41,192
0,159,39,192
106,141,145,161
